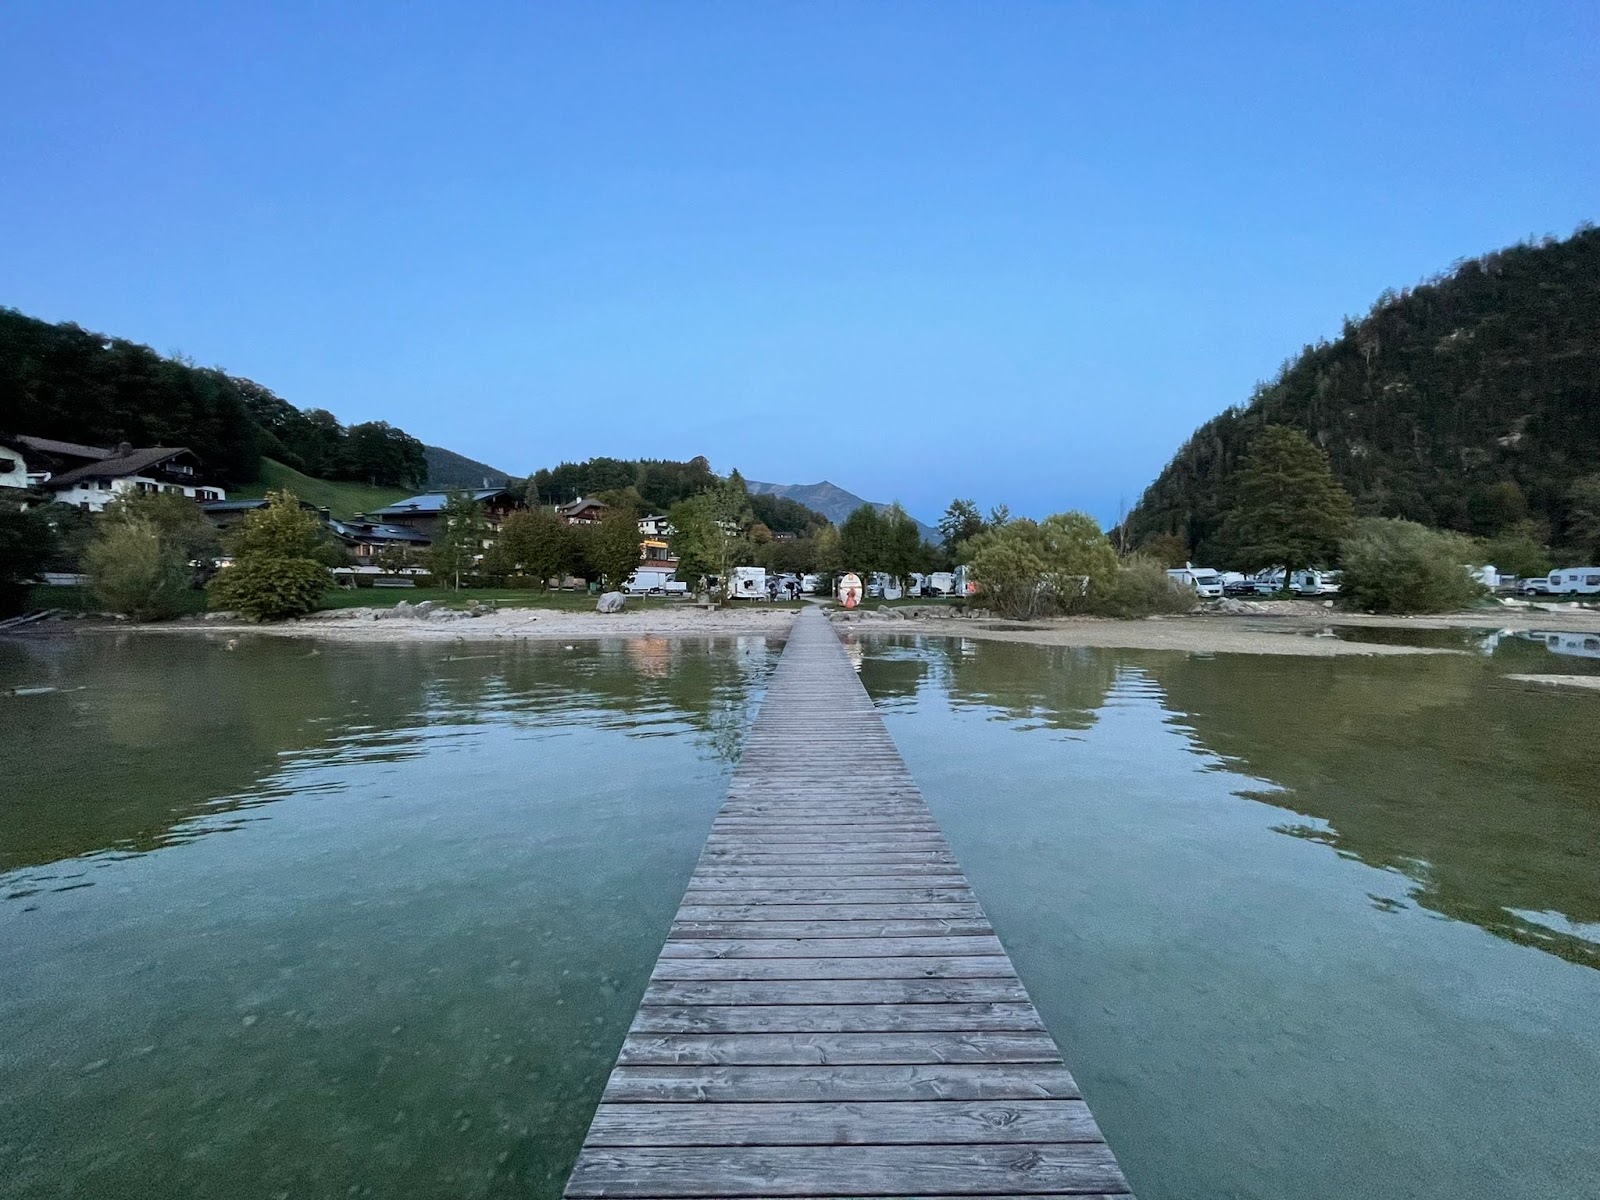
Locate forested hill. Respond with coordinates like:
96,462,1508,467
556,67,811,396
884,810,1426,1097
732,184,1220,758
1125,227,1600,559
0,308,430,489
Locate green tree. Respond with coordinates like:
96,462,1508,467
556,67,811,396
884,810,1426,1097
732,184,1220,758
426,491,490,589
838,505,886,575
938,499,985,554
87,517,193,620
1219,426,1355,581
667,480,754,591
1566,475,1600,560
880,503,926,585
585,508,645,589
0,500,57,616
102,490,221,582
968,511,1119,619
1476,522,1551,579
487,508,578,589
207,490,332,620
1341,518,1484,613
1138,531,1190,568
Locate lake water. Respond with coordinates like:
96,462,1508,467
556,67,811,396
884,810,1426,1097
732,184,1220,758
2,629,1598,1199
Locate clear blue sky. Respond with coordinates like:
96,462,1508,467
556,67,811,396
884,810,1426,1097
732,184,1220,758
3,2,1596,524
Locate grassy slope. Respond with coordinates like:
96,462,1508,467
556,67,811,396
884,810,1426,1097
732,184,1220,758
232,459,410,519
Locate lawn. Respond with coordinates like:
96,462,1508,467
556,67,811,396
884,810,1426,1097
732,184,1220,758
231,459,412,520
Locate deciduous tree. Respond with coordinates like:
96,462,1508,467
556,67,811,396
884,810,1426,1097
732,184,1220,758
208,490,332,620
426,491,490,589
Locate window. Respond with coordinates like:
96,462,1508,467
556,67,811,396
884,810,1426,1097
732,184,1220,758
1586,576,1599,586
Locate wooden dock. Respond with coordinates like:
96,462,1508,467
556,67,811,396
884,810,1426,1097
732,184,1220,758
564,607,1133,1199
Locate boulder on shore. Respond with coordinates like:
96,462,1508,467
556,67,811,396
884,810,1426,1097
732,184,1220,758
597,591,627,614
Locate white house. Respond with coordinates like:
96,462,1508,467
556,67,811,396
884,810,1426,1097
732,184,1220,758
638,513,672,537
0,437,29,491
21,439,225,512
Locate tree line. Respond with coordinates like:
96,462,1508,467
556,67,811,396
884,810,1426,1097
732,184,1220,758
0,307,428,489
1123,225,1600,565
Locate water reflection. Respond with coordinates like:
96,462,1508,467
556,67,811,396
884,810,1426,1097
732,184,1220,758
1,633,772,876
859,634,1600,1200
864,634,1599,968
0,632,780,1200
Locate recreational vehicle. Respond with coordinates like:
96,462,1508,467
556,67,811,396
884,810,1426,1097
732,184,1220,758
1166,565,1224,599
729,566,769,600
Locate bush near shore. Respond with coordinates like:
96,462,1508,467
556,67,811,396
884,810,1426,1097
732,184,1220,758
1339,518,1486,613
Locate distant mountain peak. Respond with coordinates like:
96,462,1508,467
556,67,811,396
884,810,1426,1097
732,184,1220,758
746,478,938,543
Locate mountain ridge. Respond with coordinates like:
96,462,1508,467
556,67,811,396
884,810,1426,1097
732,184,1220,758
746,479,939,543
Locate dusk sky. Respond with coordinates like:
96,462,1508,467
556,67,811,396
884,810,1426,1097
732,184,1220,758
3,1,1596,524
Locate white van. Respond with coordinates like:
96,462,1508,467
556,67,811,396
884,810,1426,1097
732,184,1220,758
924,571,956,596
1544,568,1600,596
1167,566,1224,599
730,566,768,600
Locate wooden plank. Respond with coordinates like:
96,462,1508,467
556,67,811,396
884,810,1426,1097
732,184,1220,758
601,1063,1081,1102
659,936,1005,959
650,956,1018,981
630,1002,1046,1034
678,888,976,905
670,919,994,939
616,1031,1064,1066
676,903,985,921
584,1099,1104,1146
643,978,1030,1006
564,1144,1126,1197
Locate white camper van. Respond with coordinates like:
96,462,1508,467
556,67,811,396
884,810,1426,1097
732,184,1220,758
1166,565,1224,599
1544,568,1600,596
730,566,769,600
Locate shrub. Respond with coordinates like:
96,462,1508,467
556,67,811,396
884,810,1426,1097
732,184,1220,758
207,491,332,620
209,557,331,620
86,518,194,620
969,512,1119,619
1340,518,1485,613
1090,558,1197,617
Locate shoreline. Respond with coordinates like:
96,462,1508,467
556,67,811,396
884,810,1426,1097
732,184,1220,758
21,597,1600,659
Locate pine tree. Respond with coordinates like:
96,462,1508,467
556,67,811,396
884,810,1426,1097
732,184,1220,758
1220,426,1355,582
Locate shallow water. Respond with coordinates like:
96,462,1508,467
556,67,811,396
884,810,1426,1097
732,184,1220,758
0,632,780,1199
3,630,1597,1200
855,634,1600,1200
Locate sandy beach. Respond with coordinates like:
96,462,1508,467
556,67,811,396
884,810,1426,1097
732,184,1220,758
34,596,1600,659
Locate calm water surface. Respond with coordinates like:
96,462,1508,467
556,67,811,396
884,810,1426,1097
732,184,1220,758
3,628,1598,1200
855,632,1600,1200
1,632,781,1199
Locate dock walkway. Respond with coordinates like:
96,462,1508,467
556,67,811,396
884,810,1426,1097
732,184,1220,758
564,607,1133,1199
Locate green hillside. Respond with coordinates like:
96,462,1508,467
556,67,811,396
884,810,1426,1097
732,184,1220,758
1125,226,1600,560
232,459,410,520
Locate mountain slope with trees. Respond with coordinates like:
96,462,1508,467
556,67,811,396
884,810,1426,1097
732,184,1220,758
1125,226,1600,562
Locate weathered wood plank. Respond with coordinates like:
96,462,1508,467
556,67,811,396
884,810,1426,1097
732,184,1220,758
659,935,1005,959
601,1063,1081,1102
564,1143,1126,1197
676,903,984,921
615,1031,1064,1066
670,919,994,939
643,978,1030,1007
650,956,1018,981
630,1002,1046,1034
584,1099,1104,1145
679,888,977,905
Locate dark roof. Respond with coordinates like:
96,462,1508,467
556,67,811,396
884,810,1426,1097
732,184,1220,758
557,497,608,515
328,518,431,544
14,435,115,462
366,488,514,516
201,499,270,513
46,447,196,488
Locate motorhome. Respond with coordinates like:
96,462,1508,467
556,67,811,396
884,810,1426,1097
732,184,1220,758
1543,567,1600,596
1292,569,1342,596
729,566,769,600
800,573,826,595
923,571,956,597
623,568,675,595
1166,565,1224,599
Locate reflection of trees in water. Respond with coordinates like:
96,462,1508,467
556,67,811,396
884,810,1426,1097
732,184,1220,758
0,634,779,875
933,637,1118,733
1143,652,1600,970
